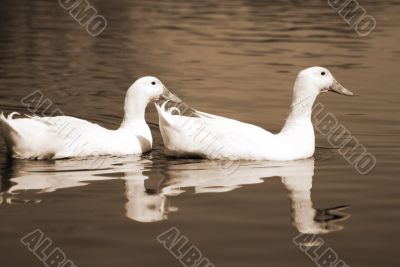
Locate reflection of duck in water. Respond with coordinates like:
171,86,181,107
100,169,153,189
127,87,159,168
280,163,350,234
160,158,349,234
123,174,170,223
0,157,117,204
0,157,130,194
0,156,349,233
0,156,172,222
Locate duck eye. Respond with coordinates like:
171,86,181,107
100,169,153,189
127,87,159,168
151,81,156,85
321,72,326,76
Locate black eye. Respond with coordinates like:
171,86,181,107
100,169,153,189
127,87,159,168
151,81,156,85
321,72,326,76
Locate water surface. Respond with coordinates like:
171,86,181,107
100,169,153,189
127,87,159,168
0,0,399,266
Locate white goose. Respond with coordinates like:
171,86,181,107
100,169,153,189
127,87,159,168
156,67,354,161
1,76,180,160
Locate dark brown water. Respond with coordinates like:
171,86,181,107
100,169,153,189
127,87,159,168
0,0,399,266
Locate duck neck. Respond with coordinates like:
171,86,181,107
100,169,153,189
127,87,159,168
120,89,149,129
281,82,317,133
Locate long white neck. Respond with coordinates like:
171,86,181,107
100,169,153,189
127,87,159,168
281,79,317,133
120,88,149,129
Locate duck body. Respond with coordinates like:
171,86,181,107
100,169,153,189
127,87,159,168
157,67,353,161
1,76,180,160
156,104,315,161
0,114,152,159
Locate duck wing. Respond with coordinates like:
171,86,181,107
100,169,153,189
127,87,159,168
0,113,105,159
156,103,274,160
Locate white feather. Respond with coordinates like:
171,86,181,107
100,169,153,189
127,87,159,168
0,76,168,159
155,67,345,161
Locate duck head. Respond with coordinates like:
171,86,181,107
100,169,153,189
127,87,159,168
128,76,181,104
121,77,181,128
295,66,354,97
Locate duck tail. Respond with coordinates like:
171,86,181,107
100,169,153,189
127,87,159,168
1,112,21,135
0,112,22,154
155,101,173,127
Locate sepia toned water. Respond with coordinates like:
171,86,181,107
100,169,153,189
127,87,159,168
0,0,399,266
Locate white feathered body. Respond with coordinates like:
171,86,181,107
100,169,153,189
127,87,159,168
0,113,152,159
155,66,354,161
156,103,315,161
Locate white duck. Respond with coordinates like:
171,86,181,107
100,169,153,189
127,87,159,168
156,67,354,161
1,76,180,160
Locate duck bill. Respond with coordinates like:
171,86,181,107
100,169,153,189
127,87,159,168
329,79,354,96
161,86,182,103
